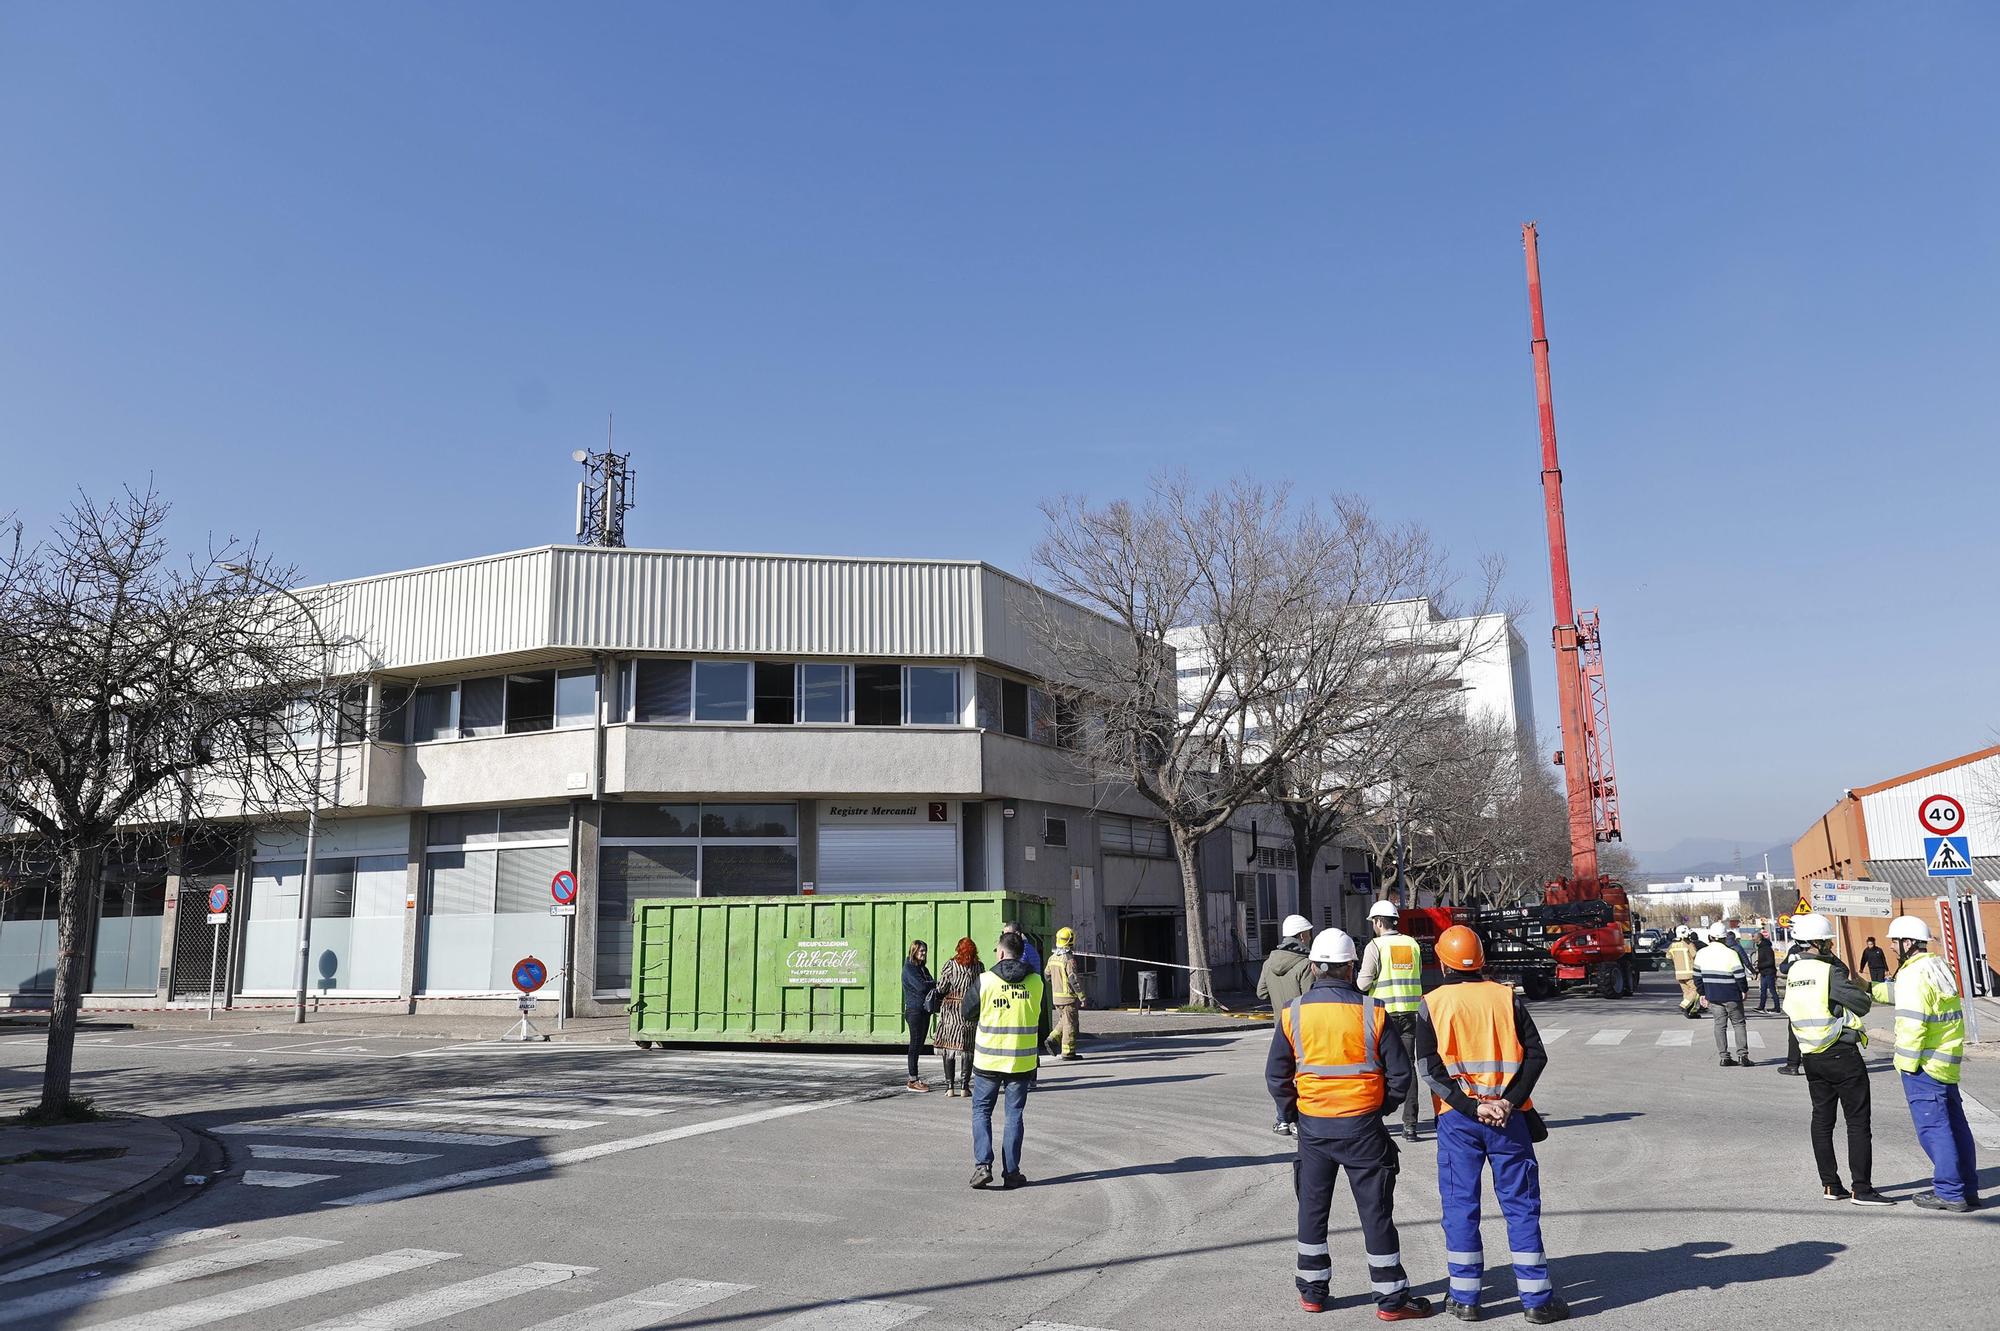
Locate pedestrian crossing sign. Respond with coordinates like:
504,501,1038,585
1924,835,1973,877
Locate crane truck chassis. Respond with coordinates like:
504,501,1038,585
1397,895,1640,1000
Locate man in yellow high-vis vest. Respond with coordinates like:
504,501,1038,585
1872,915,1978,1211
1360,900,1426,1141
1782,914,1892,1205
961,930,1048,1190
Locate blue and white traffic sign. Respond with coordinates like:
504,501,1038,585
511,955,549,993
550,869,578,906
206,883,231,913
1924,835,1972,877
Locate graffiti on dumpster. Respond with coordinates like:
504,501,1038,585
783,937,867,987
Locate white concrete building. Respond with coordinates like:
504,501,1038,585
0,545,1188,1013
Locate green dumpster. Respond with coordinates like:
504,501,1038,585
627,892,1054,1046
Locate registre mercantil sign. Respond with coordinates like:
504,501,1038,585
783,938,867,986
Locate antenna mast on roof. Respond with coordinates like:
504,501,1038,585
572,415,635,547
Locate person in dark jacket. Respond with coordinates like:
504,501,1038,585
963,932,1051,1188
1859,938,1888,985
902,940,937,1092
1257,914,1316,1137
1754,933,1780,1011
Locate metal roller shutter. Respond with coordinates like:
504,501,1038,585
816,825,961,894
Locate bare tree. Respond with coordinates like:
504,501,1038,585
1024,475,1458,1005
0,488,354,1117
1347,709,1529,907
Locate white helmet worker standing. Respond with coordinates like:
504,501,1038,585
1886,916,1930,944
1791,913,1834,942
1310,928,1360,964
1258,914,1324,1136
1781,909,1892,1205
1875,914,1974,1211
1358,902,1425,1142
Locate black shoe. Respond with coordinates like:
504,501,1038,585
1444,1297,1481,1321
1523,1299,1571,1325
1717,1057,1732,1068
1779,1066,1804,1076
1060,1053,1082,1062
1821,1182,1850,1202
1403,1127,1420,1142
1849,1187,1896,1207
1001,1171,1028,1190
1734,1057,1753,1067
970,1164,993,1189
1273,1120,1295,1136
1375,1295,1432,1321
1912,1190,1973,1213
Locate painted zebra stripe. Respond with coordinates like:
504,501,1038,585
1585,1029,1630,1046
242,1170,338,1189
515,1278,750,1331
1656,1030,1692,1047
739,1299,929,1331
81,1248,457,1331
298,1108,605,1132
387,1097,673,1118
0,1227,234,1286
213,1124,523,1147
0,1236,338,1325
1539,1029,1569,1044
295,1261,593,1330
249,1146,440,1165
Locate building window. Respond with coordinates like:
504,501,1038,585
799,664,849,723
555,668,597,728
633,660,692,723
1002,679,1029,736
1043,817,1068,848
377,685,413,742
754,662,796,725
905,667,960,726
693,661,751,722
459,676,504,738
411,684,457,743
1101,814,1171,858
854,664,902,726
504,672,556,733
419,804,569,995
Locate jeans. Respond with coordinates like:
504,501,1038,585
1757,972,1778,1009
1711,1000,1747,1058
1388,1012,1421,1130
1803,1041,1872,1189
971,1072,1030,1176
1902,1070,1979,1204
905,1008,930,1080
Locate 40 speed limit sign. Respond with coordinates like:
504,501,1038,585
1918,794,1965,837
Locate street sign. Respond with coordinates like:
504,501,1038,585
1924,835,1973,877
1808,878,1893,918
550,870,578,906
1795,897,1812,915
1918,793,1966,837
549,904,576,916
511,955,549,993
207,884,231,913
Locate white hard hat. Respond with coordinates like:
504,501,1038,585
1674,925,1691,939
1280,914,1314,938
1791,914,1834,942
1887,915,1931,944
1367,900,1401,921
1309,928,1359,964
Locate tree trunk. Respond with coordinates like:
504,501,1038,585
1172,827,1216,1007
41,840,102,1117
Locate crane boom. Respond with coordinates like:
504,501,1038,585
1522,222,1622,891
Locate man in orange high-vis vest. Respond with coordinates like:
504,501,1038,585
1415,926,1565,1325
1268,929,1433,1322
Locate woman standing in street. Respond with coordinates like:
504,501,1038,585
903,940,938,1092
934,938,983,1096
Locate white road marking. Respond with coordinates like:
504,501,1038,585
515,1277,751,1331
756,1299,930,1331
1020,1323,1121,1331
242,1170,339,1188
294,1108,605,1132
214,1124,524,1147
0,1207,61,1230
0,1227,233,1285
1655,1030,1692,1047
82,1248,457,1331
1585,1029,1629,1046
1960,1089,2000,1149
295,1261,594,1330
1539,1029,1568,1044
326,1097,865,1208
389,1096,673,1118
1747,1030,1766,1048
0,1235,336,1324
250,1146,440,1165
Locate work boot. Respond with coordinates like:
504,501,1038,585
1375,1295,1434,1321
906,1079,930,1092
1849,1186,1896,1207
969,1164,993,1189
1299,1296,1325,1314
1913,1191,1973,1213
1403,1127,1421,1142
1272,1120,1295,1136
1779,1066,1804,1076
1444,1298,1480,1321
1717,1057,1732,1068
1001,1170,1028,1190
1522,1299,1571,1325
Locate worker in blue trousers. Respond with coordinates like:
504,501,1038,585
1872,915,1980,1211
1415,925,1568,1324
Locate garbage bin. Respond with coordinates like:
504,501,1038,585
1137,969,1160,1009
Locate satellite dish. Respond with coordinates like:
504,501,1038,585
571,449,588,463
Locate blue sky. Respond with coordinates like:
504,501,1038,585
3,3,1996,857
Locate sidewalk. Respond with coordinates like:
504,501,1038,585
0,1115,198,1267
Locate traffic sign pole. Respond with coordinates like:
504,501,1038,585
205,883,232,1023
550,869,579,1034
1919,794,1981,1044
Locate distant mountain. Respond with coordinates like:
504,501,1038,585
1631,837,1793,882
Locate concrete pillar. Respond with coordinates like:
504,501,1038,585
398,812,425,1012
571,799,603,1014
153,836,185,1002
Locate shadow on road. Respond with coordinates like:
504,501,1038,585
1032,1150,1295,1185
1032,1072,1219,1092
1536,1110,1644,1130
1555,1239,1844,1315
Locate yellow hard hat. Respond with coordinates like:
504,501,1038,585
1056,927,1075,947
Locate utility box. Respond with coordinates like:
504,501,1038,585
628,892,1053,1046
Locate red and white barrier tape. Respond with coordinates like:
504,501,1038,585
2,993,525,1016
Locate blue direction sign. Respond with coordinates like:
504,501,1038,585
207,884,231,913
550,869,578,906
1924,835,1973,878
511,955,549,993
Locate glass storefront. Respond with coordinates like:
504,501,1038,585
244,815,411,996
420,805,568,994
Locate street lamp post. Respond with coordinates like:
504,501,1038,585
225,564,328,1026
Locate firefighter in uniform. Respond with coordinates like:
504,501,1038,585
1666,926,1702,1019
1045,927,1085,1061
1416,925,1566,1325
1360,900,1427,1143
1872,915,1979,1211
1268,928,1432,1321
1782,913,1892,1205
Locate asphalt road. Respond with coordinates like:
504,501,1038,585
2,988,1996,1329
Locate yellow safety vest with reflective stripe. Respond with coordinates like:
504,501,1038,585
1667,940,1697,981
1368,934,1423,1015
1047,949,1079,1004
1782,957,1866,1055
973,970,1044,1074
1871,952,1965,1085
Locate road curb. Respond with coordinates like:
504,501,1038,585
0,1115,212,1277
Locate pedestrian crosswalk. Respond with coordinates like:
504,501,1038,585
0,1229,1111,1330
1535,1020,1779,1051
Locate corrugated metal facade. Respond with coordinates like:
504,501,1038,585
1858,753,2000,860
306,546,1103,676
